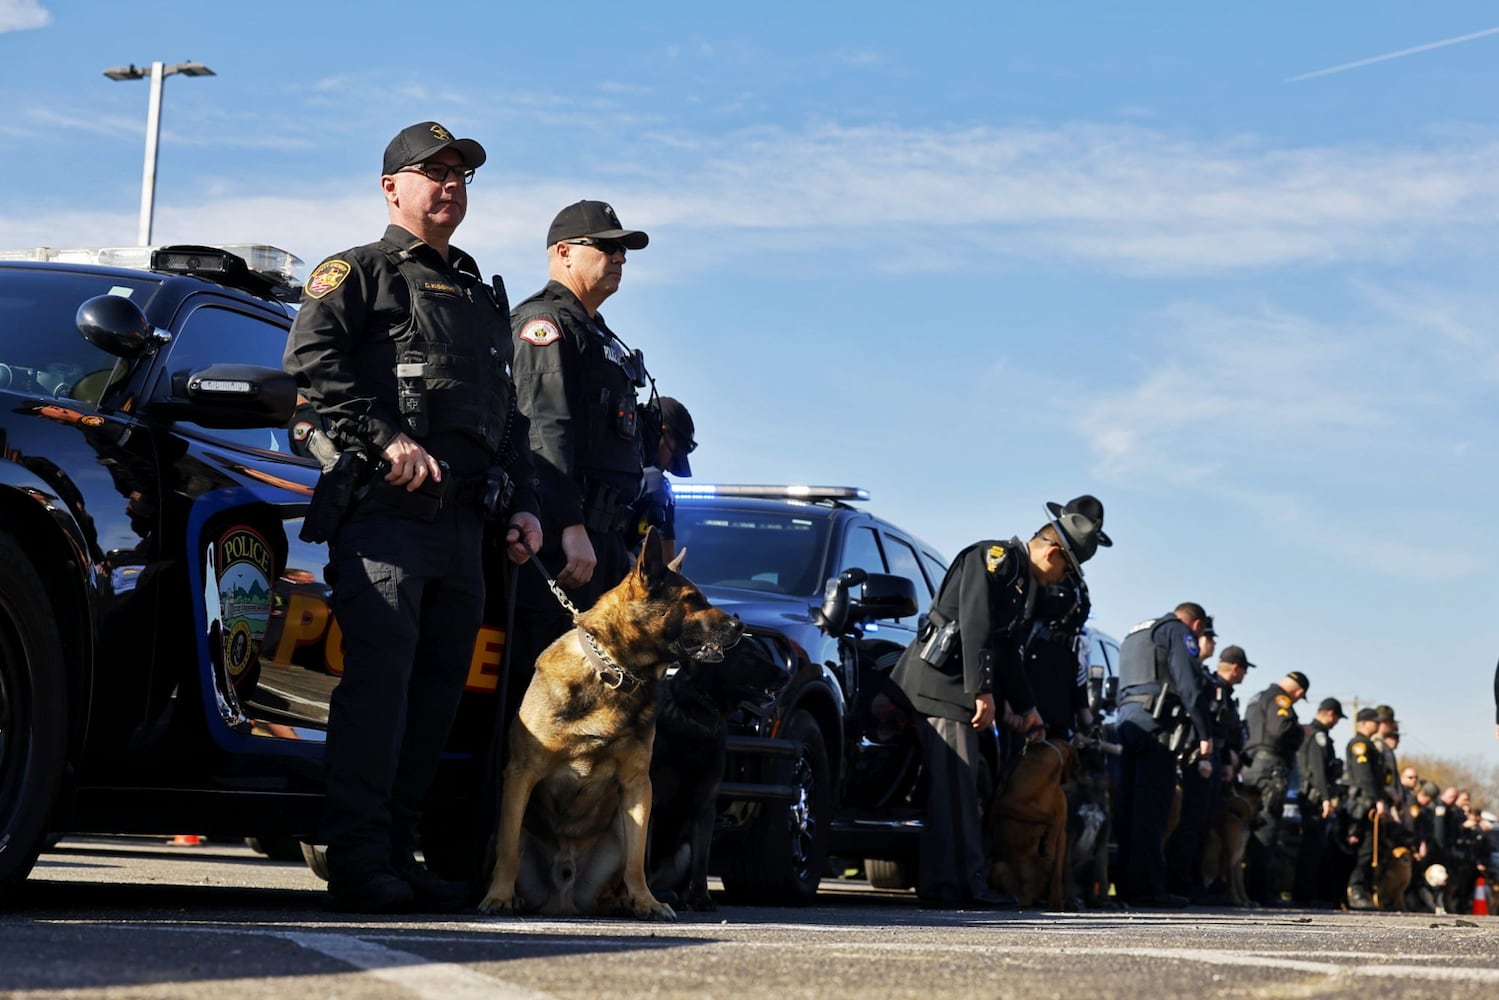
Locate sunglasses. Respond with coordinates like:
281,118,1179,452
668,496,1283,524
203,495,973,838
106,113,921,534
664,424,697,454
401,161,475,185
563,237,628,257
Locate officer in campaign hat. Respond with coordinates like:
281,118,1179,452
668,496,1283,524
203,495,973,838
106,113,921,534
891,502,1107,909
284,121,542,912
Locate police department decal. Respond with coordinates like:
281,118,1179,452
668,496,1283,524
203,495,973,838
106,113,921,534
216,527,274,687
306,259,351,299
519,319,561,346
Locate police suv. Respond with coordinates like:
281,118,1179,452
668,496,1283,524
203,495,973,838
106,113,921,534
0,243,513,897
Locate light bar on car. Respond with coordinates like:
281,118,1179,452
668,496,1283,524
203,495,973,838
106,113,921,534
673,484,870,501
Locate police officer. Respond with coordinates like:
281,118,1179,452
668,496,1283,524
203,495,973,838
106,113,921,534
1372,705,1400,806
1021,496,1112,737
283,122,543,912
1242,670,1308,905
1165,643,1251,900
1293,696,1345,905
891,505,1105,909
1115,602,1216,907
625,396,695,562
508,199,653,686
1343,707,1386,910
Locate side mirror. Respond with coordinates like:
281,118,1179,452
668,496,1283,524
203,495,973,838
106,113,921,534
157,363,297,429
76,294,167,359
811,567,868,635
849,572,918,624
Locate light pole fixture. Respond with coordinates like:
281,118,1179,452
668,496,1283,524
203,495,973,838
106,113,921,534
102,60,216,245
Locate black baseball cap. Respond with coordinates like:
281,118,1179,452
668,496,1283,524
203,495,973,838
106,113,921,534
1317,697,1345,718
658,397,695,478
1219,645,1254,669
1355,707,1378,722
382,121,486,176
1286,671,1310,693
546,200,649,250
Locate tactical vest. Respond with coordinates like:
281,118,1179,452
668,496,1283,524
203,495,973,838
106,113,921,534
379,243,513,456
514,285,646,489
1118,615,1175,693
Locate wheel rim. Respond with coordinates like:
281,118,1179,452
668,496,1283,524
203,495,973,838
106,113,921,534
787,751,817,879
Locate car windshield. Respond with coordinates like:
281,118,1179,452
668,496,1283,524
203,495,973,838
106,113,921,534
0,269,159,403
674,505,832,597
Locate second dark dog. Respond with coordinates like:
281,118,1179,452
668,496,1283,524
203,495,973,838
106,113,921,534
648,636,789,910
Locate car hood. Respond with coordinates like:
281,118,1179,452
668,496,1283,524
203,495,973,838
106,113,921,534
695,585,817,631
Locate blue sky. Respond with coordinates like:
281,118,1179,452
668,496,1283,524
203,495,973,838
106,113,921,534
4,1,1498,764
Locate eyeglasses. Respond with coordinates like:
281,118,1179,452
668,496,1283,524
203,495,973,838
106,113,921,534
664,425,697,454
400,161,475,185
563,238,627,257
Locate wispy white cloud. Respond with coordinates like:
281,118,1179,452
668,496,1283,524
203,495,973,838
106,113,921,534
1287,25,1499,82
0,0,49,33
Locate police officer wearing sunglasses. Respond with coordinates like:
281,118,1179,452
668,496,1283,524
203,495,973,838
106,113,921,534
284,121,542,913
507,200,656,684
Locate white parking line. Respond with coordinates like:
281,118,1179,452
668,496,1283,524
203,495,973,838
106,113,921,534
281,931,556,1000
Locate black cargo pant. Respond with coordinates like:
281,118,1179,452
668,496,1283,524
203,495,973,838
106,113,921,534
1244,757,1290,902
1293,807,1329,903
1165,762,1218,896
1116,707,1177,900
320,494,486,877
914,715,989,904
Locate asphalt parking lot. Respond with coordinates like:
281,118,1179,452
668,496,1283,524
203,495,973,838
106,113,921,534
3,837,1497,999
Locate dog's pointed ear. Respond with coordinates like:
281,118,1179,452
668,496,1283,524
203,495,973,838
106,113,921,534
667,547,686,574
636,525,667,590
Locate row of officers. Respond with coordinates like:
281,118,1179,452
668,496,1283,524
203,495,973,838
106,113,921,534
283,121,696,912
1117,610,1492,912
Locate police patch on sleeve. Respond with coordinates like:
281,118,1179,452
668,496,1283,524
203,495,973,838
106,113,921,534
306,259,351,299
1275,693,1292,709
519,318,561,346
1315,731,1327,747
985,544,1006,574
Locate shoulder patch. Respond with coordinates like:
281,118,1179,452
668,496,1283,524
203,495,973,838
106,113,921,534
519,318,561,346
1275,693,1292,709
1315,731,1327,747
306,259,351,299
1409,804,1422,818
985,544,1006,574
1351,741,1367,756
1184,633,1200,657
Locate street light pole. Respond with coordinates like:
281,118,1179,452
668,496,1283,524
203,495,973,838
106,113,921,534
102,60,216,245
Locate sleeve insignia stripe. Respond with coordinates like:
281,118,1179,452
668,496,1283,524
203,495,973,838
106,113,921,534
519,319,561,346
306,259,351,299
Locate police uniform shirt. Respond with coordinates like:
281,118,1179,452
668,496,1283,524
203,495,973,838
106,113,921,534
511,279,646,533
1343,733,1383,808
1209,673,1244,758
627,466,675,544
284,225,537,501
1297,719,1340,808
1023,576,1090,729
1245,683,1304,765
891,538,1037,723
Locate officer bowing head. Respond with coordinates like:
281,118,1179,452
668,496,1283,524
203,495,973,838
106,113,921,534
1035,502,1105,583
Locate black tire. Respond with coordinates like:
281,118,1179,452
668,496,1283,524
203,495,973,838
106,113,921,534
301,841,330,882
719,710,831,905
245,836,304,862
865,857,916,890
0,534,69,900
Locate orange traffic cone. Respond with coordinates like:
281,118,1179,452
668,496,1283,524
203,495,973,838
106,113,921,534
1474,876,1490,916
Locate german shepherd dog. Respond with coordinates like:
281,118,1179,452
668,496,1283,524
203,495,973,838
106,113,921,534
479,529,743,919
1200,781,1260,907
1064,732,1119,910
986,737,1077,910
648,636,789,911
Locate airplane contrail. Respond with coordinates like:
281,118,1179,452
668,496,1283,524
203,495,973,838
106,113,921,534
1286,25,1499,82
